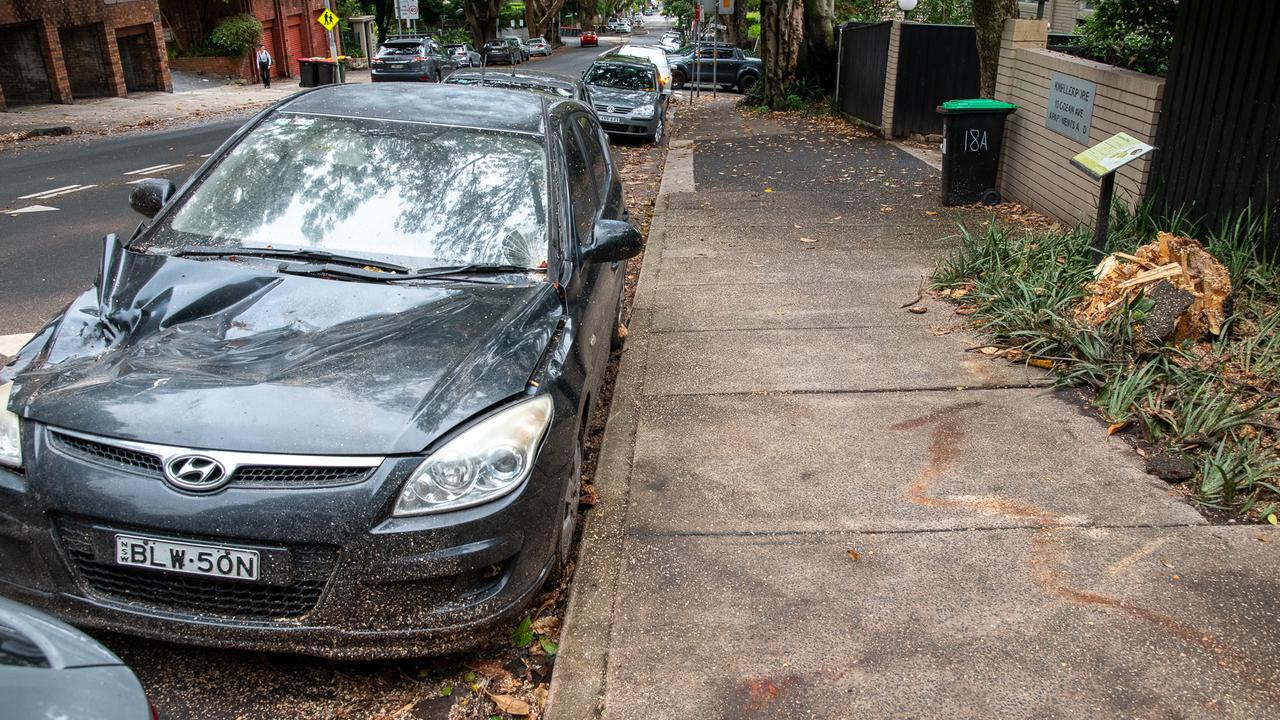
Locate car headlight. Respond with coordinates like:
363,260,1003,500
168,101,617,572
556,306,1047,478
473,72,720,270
394,395,553,516
0,383,22,470
631,103,656,118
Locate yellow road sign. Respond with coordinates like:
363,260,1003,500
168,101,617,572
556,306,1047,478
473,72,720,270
317,8,339,31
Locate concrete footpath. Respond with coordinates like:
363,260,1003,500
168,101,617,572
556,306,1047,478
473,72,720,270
548,97,1280,719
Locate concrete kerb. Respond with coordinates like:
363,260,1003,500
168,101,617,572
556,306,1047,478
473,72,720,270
545,131,682,720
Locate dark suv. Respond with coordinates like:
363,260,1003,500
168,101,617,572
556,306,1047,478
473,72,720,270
666,42,761,92
482,39,521,65
371,38,455,82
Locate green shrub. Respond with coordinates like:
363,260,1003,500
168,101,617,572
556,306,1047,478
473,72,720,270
210,13,264,57
1075,0,1178,76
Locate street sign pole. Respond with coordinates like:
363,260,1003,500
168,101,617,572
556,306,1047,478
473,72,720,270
322,0,337,58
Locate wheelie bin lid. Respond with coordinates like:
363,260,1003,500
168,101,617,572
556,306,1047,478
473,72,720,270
938,98,1018,114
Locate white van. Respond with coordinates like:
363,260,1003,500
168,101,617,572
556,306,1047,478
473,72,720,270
605,44,673,95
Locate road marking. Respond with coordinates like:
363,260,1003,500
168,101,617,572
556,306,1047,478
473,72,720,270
6,205,59,216
0,333,34,358
126,177,164,185
34,185,98,199
124,163,183,176
18,185,77,199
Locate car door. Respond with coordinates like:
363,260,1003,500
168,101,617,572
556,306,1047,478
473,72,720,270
559,114,613,387
575,112,628,361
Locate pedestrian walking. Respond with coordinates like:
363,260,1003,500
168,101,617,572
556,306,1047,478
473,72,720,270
256,44,273,88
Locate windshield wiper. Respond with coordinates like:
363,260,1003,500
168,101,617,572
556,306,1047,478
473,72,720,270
413,263,541,277
168,245,411,274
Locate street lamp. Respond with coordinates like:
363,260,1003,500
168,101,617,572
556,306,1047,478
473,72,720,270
898,0,917,21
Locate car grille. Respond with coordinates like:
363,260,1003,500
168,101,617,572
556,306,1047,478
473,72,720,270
49,432,374,488
57,519,335,621
594,103,635,114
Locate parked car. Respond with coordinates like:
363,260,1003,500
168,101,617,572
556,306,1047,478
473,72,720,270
0,596,153,720
658,33,683,52
0,82,643,659
445,68,593,108
371,38,454,82
482,38,520,65
445,42,482,67
605,44,673,95
617,22,632,33
666,43,761,92
579,29,599,47
605,18,622,31
581,55,667,142
526,37,553,56
505,36,530,62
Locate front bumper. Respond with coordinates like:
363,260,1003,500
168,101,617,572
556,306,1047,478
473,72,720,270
600,114,660,137
0,420,573,659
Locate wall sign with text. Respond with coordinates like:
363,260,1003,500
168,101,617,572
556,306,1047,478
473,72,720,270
1045,72,1096,144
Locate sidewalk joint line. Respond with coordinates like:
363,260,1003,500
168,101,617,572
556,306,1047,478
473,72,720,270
628,522,1210,540
639,383,1052,399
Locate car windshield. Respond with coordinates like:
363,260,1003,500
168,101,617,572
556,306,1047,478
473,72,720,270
583,64,655,91
143,115,549,270
484,41,505,48
378,43,420,56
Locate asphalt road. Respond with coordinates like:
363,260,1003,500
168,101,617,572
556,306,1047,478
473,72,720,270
0,28,660,338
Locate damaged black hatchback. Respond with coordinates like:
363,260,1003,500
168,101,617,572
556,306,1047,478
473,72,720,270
0,83,641,658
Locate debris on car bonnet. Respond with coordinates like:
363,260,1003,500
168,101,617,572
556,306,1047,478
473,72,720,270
1075,232,1231,342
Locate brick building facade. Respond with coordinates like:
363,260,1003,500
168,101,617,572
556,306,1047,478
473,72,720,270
163,0,339,82
0,0,172,110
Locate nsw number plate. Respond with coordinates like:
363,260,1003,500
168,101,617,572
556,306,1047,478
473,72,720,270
389,63,405,69
115,534,260,581
598,115,624,124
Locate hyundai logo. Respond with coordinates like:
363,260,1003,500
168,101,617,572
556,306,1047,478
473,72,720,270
164,454,229,492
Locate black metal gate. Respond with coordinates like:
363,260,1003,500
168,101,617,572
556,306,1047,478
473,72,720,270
891,23,980,138
837,21,891,128
1149,0,1280,255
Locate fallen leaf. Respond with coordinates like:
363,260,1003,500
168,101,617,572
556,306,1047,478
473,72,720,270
488,693,531,716
925,210,939,216
908,306,928,314
531,615,560,635
931,327,952,336
1171,574,1180,581
880,206,894,213
1268,513,1278,525
468,660,510,679
949,287,970,298
1160,560,1174,568
539,637,559,656
764,187,773,193
1028,358,1054,369
616,324,628,339
799,237,817,243
579,484,598,507
846,549,859,561
954,306,976,316
978,346,1001,355
1107,420,1130,436
1003,348,1027,362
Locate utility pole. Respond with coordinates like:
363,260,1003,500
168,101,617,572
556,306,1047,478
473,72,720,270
323,0,338,57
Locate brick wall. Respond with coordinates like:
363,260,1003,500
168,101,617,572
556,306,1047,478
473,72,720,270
994,19,1165,226
0,0,170,109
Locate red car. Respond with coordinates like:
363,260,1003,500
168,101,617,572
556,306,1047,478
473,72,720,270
580,30,598,47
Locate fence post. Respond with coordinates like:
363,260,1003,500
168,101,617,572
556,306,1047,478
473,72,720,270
880,21,901,138
834,24,844,113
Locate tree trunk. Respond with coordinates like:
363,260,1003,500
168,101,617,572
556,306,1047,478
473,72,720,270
800,0,836,91
525,0,565,40
972,0,1017,97
576,0,597,30
464,0,502,46
373,0,390,45
724,0,751,48
760,0,805,107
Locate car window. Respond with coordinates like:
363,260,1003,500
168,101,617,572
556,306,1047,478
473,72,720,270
583,64,655,91
147,115,550,270
575,115,609,200
715,49,735,59
378,43,421,56
561,122,598,246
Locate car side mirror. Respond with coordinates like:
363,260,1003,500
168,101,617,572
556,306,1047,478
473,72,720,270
583,219,644,263
129,178,176,219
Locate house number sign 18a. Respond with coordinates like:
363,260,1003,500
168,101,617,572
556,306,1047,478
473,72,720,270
1046,72,1096,144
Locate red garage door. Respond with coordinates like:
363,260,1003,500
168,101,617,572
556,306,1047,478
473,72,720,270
285,16,305,76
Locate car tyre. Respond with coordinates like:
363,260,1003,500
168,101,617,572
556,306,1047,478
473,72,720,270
649,114,664,144
738,73,758,93
670,68,686,89
545,429,584,588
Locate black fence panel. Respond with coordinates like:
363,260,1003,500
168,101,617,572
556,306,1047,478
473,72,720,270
1150,0,1280,255
891,23,980,138
837,21,891,128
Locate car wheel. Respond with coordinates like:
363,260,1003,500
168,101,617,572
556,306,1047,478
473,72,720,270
670,69,686,89
738,73,758,93
548,428,585,581
649,115,664,144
